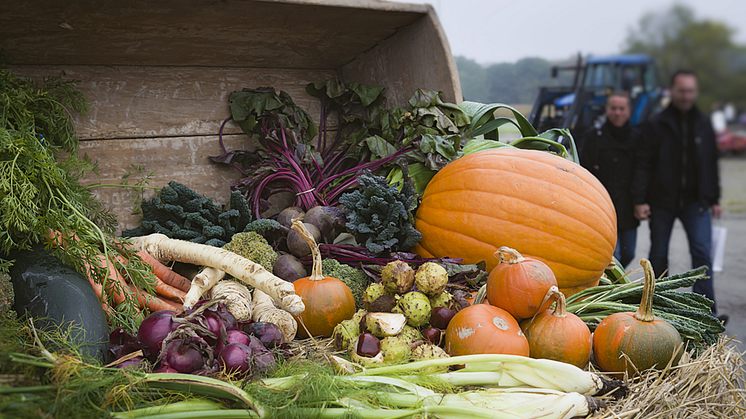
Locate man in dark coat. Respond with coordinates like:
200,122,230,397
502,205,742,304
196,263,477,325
632,70,725,323
580,91,639,268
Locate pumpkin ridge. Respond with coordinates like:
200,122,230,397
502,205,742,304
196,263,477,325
427,154,613,209
422,171,616,229
418,194,616,258
415,218,602,276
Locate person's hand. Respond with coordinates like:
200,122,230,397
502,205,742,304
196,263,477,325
712,204,722,219
634,204,651,221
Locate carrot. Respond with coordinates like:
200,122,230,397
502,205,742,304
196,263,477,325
129,283,182,312
136,250,192,293
83,268,116,318
155,278,187,302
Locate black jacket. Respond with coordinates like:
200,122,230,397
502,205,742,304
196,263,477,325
631,105,720,211
580,121,640,231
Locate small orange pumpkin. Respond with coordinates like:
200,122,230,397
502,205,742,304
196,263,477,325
291,219,355,338
486,247,558,320
445,303,529,357
592,259,683,377
520,286,592,368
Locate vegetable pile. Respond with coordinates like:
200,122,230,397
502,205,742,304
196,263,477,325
2,64,736,419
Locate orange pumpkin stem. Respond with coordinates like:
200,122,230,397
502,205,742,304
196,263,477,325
291,218,324,281
547,286,567,318
496,246,526,265
634,259,656,322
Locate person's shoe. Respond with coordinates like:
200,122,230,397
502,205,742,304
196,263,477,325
717,314,729,326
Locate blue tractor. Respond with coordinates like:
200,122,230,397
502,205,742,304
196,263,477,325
528,54,663,143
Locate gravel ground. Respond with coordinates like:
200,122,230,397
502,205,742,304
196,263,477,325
633,154,746,353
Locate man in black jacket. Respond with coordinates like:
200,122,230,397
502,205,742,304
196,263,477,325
632,70,725,322
580,91,639,268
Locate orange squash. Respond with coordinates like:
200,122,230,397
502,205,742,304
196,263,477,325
291,219,355,338
414,148,616,296
520,286,591,368
486,246,558,320
444,303,529,357
592,259,683,377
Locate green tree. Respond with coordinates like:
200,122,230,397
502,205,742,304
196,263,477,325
624,4,746,110
455,56,490,102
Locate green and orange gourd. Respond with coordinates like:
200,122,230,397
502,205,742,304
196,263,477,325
291,219,355,338
592,259,683,377
413,148,617,297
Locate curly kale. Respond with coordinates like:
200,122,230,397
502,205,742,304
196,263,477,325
123,182,253,245
338,169,421,254
322,258,371,310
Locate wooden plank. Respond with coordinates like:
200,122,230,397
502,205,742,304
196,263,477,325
79,134,251,232
339,8,462,107
8,65,337,140
0,0,426,69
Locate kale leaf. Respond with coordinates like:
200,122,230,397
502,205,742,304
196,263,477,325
339,169,421,254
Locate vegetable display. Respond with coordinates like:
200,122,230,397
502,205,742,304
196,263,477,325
414,148,617,296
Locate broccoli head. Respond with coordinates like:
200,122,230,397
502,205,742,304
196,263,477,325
321,258,371,310
223,231,278,271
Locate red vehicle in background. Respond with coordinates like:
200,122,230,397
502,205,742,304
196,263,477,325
717,131,746,154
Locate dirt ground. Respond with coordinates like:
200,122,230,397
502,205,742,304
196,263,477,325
631,154,746,353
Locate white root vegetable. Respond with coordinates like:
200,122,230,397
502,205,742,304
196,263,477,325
183,267,226,309
131,233,305,315
209,281,253,322
252,289,298,341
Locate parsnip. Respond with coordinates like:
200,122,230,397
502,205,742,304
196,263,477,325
252,289,297,341
183,267,226,309
131,233,304,315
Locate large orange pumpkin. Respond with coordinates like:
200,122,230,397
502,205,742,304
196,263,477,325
444,303,529,357
414,148,616,296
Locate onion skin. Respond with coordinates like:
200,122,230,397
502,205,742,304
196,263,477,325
244,322,285,349
217,343,252,374
137,310,178,362
163,339,207,374
216,330,251,355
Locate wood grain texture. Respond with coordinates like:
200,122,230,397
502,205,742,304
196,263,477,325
0,0,426,69
79,134,250,232
340,8,463,106
8,65,337,140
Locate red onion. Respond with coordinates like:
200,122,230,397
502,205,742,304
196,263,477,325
217,343,252,374
162,338,208,374
215,330,251,355
116,356,145,370
154,365,178,373
109,328,141,363
137,310,178,362
244,322,285,349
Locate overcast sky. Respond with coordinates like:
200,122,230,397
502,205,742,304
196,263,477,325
388,0,746,64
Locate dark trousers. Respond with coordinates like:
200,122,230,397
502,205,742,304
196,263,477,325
614,228,637,269
648,202,716,313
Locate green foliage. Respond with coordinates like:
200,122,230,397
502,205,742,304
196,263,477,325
223,231,278,271
123,183,255,246
339,169,421,254
0,63,155,330
624,4,746,110
321,258,371,310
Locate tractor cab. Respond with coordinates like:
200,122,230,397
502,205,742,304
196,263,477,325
529,54,663,140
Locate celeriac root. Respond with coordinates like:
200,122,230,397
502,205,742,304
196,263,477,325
131,233,304,315
252,289,297,341
209,280,253,322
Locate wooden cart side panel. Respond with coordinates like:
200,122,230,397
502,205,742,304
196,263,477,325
79,134,248,232
339,7,462,108
8,65,337,140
